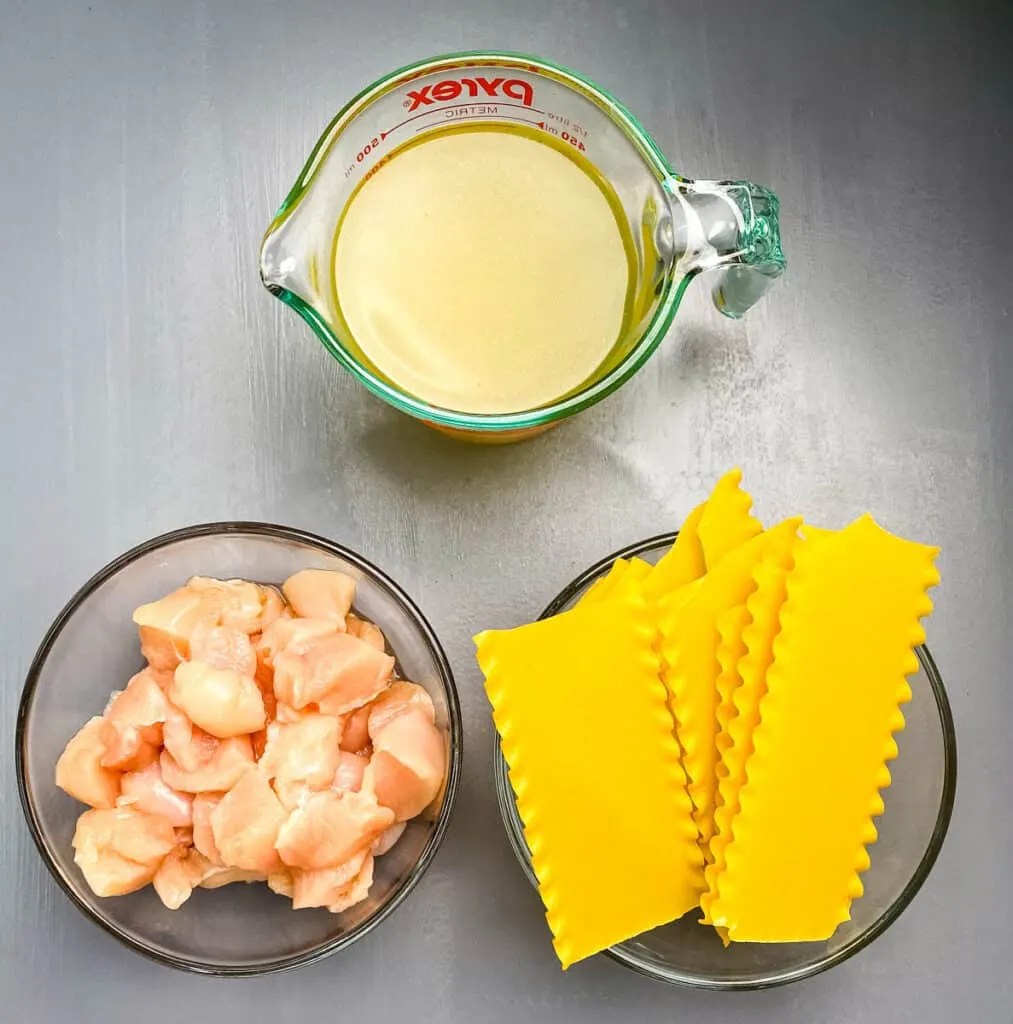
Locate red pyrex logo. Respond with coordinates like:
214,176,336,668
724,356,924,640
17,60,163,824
405,77,534,112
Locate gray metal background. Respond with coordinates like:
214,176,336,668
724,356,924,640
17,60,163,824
2,1,1010,1021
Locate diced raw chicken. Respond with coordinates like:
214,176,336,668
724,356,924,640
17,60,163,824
274,703,302,723
133,586,214,671
162,702,220,772
189,623,256,677
345,615,386,653
267,869,294,899
191,792,224,865
160,735,254,793
73,809,161,897
119,762,193,827
364,709,445,822
367,681,436,739
331,751,368,794
282,569,357,625
72,806,177,897
258,586,287,632
275,789,394,870
260,712,342,794
339,705,372,755
210,770,287,873
103,806,178,865
97,720,160,773
169,661,265,738
257,617,338,671
274,633,394,714
98,668,172,770
199,867,266,889
152,846,210,910
187,577,283,635
106,669,170,745
273,778,312,812
371,821,406,857
290,849,370,910
328,853,375,914
56,717,120,809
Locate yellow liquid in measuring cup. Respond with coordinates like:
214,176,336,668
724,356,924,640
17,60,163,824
332,125,634,415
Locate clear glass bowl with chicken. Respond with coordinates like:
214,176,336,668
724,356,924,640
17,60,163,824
17,524,461,975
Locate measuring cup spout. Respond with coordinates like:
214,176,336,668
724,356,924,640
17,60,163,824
662,179,785,319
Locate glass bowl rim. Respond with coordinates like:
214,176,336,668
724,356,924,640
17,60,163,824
260,49,691,433
492,529,957,990
15,521,464,977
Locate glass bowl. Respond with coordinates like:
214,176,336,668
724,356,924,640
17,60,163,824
493,531,957,989
16,523,463,976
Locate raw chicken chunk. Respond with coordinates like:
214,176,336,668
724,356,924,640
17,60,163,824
72,807,176,897
327,853,375,914
282,569,357,624
275,789,394,870
152,846,210,910
267,868,295,899
364,707,445,822
56,717,120,809
259,711,342,793
160,735,254,793
257,617,338,671
345,614,386,653
210,770,287,873
99,668,171,770
274,633,394,713
367,681,436,737
97,720,159,773
162,703,220,773
187,577,283,635
169,661,265,738
291,849,371,910
120,762,193,827
189,623,256,676
106,668,170,746
191,792,224,864
199,867,266,889
339,704,372,755
332,751,368,794
132,586,214,671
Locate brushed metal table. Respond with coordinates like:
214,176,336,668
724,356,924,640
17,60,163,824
2,1,1009,1021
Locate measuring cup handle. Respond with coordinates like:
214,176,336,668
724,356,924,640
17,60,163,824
662,178,785,319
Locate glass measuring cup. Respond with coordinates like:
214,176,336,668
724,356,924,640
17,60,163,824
260,52,785,442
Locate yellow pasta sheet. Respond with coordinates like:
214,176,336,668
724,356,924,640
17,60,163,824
701,548,796,929
660,519,801,855
697,468,763,570
709,516,939,941
476,587,701,968
643,500,707,601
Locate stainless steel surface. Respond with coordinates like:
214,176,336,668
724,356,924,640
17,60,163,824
1,1,1009,1020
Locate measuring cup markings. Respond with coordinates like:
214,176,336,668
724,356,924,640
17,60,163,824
343,102,555,181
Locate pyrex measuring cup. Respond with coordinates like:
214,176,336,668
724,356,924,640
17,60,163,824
260,52,785,442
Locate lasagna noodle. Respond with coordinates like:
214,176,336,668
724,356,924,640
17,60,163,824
660,519,801,854
700,549,796,929
709,516,939,941
475,590,701,968
696,468,763,570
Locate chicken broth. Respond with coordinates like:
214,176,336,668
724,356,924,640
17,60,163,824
332,124,636,415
